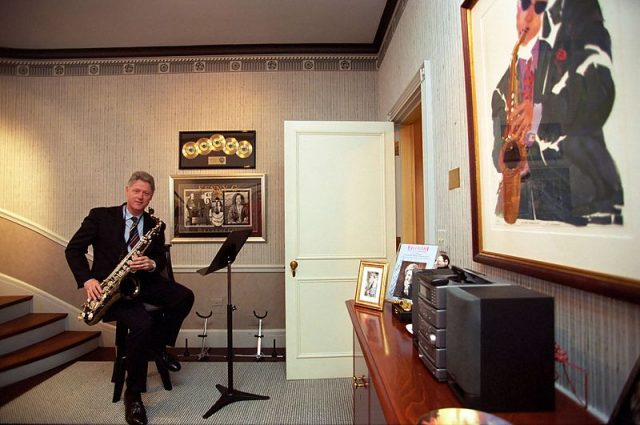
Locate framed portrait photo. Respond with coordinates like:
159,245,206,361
355,261,389,311
386,244,439,300
461,0,640,303
169,174,265,243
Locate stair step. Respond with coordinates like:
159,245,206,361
0,330,101,373
0,331,100,387
0,313,68,355
0,295,33,324
0,295,33,309
0,313,68,340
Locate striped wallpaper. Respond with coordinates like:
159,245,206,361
1,0,639,420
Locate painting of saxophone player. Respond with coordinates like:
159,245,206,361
491,0,624,226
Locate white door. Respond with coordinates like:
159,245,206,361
284,121,396,379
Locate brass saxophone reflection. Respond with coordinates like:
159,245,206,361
78,210,164,326
498,29,529,224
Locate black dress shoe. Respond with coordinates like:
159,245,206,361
124,394,147,425
158,349,181,372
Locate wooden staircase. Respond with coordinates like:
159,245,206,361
0,295,101,388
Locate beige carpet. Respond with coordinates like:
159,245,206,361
0,362,352,424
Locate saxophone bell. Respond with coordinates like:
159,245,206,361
120,275,141,300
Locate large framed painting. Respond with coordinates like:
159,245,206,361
169,174,265,243
461,0,640,303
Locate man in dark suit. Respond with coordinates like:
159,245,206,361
492,0,623,225
66,171,194,425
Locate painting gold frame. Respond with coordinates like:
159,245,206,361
460,0,640,304
355,261,389,311
169,174,265,243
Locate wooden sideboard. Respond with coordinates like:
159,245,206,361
347,300,601,425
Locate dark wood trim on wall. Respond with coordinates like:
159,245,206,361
0,43,376,60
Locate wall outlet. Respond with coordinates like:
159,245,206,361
437,229,447,249
211,298,225,314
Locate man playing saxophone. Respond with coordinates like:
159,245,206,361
65,171,194,425
491,0,623,225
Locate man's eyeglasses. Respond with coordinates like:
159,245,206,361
521,0,548,14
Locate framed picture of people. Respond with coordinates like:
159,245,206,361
461,0,640,303
169,174,265,242
386,244,439,300
354,261,389,311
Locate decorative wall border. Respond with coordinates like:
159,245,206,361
0,55,378,77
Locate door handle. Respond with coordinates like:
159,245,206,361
290,260,298,277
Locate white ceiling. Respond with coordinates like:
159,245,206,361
0,0,393,57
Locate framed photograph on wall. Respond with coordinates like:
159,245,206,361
179,130,256,169
461,0,640,303
169,174,265,242
355,261,389,311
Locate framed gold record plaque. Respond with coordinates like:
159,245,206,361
179,130,256,169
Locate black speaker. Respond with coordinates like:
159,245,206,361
446,285,555,412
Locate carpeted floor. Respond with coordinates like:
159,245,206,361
0,362,352,424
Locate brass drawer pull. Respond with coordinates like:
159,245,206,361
352,375,368,388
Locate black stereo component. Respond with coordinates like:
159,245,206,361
411,267,510,382
446,285,555,412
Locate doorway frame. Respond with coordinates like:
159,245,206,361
387,61,437,246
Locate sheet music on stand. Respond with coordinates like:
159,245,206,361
197,228,252,276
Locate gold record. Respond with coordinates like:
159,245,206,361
236,140,253,158
196,137,212,155
181,141,198,159
210,134,226,151
223,137,239,155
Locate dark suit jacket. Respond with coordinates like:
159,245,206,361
491,0,623,222
65,204,167,289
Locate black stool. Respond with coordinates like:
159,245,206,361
111,303,173,402
110,244,177,403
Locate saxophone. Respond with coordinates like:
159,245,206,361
498,29,529,224
78,209,165,326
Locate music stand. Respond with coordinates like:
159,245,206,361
198,229,269,418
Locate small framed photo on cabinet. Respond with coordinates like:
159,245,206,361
354,261,389,311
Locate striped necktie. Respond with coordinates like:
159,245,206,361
128,216,140,250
